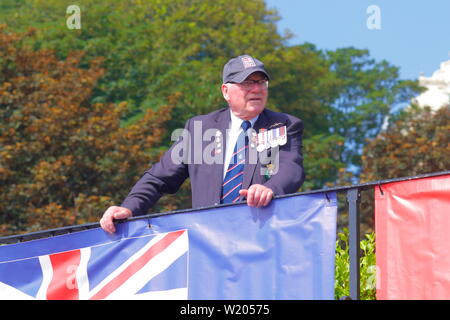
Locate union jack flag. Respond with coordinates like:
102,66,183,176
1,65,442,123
0,229,188,300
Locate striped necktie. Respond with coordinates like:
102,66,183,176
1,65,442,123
221,120,251,204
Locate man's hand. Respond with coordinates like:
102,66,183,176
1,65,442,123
239,184,274,208
100,206,132,233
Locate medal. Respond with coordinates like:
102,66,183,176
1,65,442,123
269,128,279,148
257,128,266,152
215,130,222,154
250,132,257,149
263,129,270,149
278,126,287,146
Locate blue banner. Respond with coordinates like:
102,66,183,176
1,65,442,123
0,192,337,300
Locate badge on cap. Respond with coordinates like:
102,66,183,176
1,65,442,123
241,56,256,68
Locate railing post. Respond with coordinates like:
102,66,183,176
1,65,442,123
347,188,361,300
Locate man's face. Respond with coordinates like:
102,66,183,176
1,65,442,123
221,72,268,120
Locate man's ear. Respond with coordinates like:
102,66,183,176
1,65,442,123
221,83,230,101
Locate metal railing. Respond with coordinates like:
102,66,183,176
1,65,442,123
1,170,449,300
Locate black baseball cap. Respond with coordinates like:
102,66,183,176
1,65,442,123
222,54,270,84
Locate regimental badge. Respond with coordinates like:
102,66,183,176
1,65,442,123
268,122,283,129
263,164,276,179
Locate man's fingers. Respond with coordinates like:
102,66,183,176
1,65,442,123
254,189,266,207
100,214,116,233
239,189,248,198
100,206,132,233
244,185,274,207
252,188,263,207
113,208,132,220
246,186,261,207
99,208,113,233
246,187,255,206
261,189,274,207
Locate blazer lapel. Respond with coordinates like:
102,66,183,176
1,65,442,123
242,110,269,190
210,109,230,204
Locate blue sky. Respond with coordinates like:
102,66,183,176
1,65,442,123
265,0,450,80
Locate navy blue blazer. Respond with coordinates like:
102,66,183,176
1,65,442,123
121,107,305,216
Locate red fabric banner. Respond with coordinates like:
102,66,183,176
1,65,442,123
375,174,450,299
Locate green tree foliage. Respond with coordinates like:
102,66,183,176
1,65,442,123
266,43,347,189
0,0,286,129
0,1,423,225
335,228,376,300
361,105,449,181
301,134,345,190
325,48,423,170
0,26,177,235
357,104,450,234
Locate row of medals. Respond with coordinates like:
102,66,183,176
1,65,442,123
252,126,287,152
214,126,287,154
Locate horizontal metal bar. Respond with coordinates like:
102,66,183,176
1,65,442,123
1,170,449,244
0,222,100,245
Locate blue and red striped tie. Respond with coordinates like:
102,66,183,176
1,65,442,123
221,120,251,204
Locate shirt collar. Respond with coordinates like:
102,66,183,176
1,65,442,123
229,110,259,131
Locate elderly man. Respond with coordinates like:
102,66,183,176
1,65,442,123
100,54,305,233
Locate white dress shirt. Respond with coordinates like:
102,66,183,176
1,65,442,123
223,111,259,179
